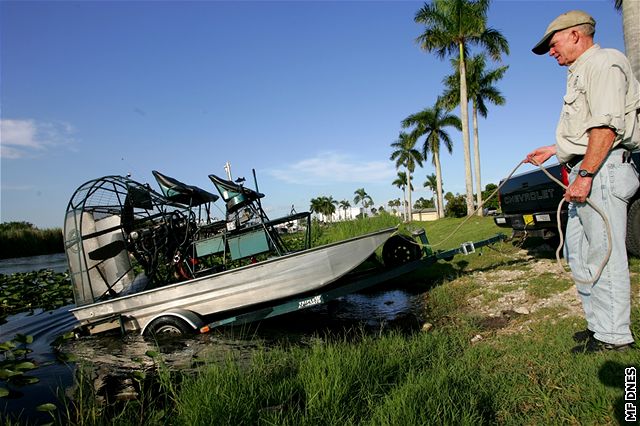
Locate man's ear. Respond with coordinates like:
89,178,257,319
570,30,580,44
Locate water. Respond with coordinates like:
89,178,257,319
0,253,67,275
1,254,74,423
0,305,78,424
0,254,428,424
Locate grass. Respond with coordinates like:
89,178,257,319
5,216,640,425
526,272,574,299
0,224,63,259
311,213,402,247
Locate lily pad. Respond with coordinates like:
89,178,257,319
14,361,37,371
36,403,57,412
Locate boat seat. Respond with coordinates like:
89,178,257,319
152,170,219,207
208,174,265,214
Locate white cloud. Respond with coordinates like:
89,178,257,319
266,151,395,185
0,119,76,159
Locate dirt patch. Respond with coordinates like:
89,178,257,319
461,250,586,335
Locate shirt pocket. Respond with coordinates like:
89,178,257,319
559,89,588,139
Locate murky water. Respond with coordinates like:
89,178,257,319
1,254,427,424
0,305,77,424
0,253,67,275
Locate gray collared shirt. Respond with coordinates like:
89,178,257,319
555,44,640,163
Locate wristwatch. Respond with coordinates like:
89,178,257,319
578,169,595,178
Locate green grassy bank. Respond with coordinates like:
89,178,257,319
0,222,63,259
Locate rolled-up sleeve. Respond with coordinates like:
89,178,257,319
585,60,627,135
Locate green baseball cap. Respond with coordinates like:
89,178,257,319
532,10,595,55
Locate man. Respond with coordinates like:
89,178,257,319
525,10,640,353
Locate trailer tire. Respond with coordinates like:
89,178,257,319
627,198,640,258
145,316,194,338
382,235,421,268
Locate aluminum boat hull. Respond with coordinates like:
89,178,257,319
70,227,396,333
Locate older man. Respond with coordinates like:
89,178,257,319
525,10,640,353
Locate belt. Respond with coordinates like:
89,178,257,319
563,148,632,171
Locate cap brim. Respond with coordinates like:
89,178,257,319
532,31,554,55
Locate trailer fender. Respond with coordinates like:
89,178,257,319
141,309,204,336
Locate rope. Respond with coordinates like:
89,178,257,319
422,159,612,286
428,160,528,248
532,160,612,286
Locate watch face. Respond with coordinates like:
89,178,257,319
578,169,592,177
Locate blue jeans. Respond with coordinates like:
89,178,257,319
565,150,639,345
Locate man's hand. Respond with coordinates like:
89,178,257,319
564,176,592,203
524,145,557,165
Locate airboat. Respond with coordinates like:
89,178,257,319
63,168,505,336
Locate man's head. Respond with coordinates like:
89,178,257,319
532,10,595,65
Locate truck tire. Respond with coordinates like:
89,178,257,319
144,316,194,338
627,198,640,258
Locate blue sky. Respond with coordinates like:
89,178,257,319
0,0,626,228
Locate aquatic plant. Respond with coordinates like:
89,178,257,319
0,270,73,323
0,334,40,398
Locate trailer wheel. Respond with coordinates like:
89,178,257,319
145,316,194,337
382,235,421,268
627,198,640,258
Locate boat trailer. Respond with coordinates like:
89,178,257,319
199,230,506,334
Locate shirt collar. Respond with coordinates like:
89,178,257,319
569,44,600,73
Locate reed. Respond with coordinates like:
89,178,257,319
0,223,63,259
312,213,402,247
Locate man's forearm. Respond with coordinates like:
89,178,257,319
581,127,616,173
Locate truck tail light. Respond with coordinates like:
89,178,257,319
561,166,569,186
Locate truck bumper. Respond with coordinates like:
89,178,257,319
494,211,567,238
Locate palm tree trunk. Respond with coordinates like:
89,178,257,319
472,101,483,217
459,42,475,216
623,0,640,81
407,168,413,222
435,153,444,219
402,187,407,221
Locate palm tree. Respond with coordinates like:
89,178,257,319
309,196,337,222
390,132,423,221
615,0,640,80
353,188,373,217
415,0,509,216
392,171,413,221
388,198,401,215
402,104,461,219
339,199,351,220
440,54,508,216
423,173,439,216
309,197,324,221
321,196,337,222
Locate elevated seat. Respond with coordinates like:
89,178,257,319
208,174,264,214
152,170,219,207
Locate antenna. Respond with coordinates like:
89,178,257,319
223,161,232,181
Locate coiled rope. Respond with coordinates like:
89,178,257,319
424,159,612,286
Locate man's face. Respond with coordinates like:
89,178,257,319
548,28,577,66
